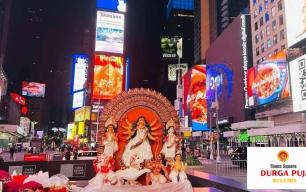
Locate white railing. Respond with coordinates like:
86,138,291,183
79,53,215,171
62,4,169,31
215,160,247,177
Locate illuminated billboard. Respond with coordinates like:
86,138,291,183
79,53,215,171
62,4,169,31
168,63,188,81
92,54,124,100
96,0,126,12
289,54,306,112
161,36,183,59
71,54,89,93
72,90,85,109
183,65,208,131
22,81,46,97
247,51,290,107
95,11,124,54
285,0,306,47
67,123,76,141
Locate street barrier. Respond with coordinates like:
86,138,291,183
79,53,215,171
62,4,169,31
215,160,247,177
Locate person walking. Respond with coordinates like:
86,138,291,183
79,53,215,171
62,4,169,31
9,146,15,160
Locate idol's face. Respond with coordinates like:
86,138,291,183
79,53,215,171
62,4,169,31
107,125,114,133
138,117,145,126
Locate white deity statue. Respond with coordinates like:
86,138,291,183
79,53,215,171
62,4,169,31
169,153,188,183
161,119,179,160
102,116,118,158
122,116,154,166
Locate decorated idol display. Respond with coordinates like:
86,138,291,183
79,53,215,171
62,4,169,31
83,89,192,191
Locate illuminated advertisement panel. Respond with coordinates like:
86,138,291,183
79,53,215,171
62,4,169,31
22,81,46,97
289,54,306,112
92,54,124,100
96,0,126,12
72,90,85,109
285,0,306,47
95,11,124,54
161,36,183,59
71,54,89,92
247,51,290,106
185,65,208,131
67,123,76,141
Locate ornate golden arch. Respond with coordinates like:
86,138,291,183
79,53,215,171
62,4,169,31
97,88,180,164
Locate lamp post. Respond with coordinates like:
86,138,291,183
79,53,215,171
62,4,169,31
215,90,221,161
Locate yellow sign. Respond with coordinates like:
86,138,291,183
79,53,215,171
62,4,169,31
74,106,91,122
183,131,191,138
67,123,76,140
78,121,85,135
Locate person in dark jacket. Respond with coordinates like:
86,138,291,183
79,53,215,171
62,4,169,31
9,146,15,160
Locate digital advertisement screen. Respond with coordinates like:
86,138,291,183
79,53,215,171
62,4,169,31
161,36,183,59
22,81,46,98
185,65,208,131
285,0,306,47
92,54,124,100
168,63,188,81
247,52,290,107
72,90,85,109
71,54,89,93
289,54,306,112
95,10,124,54
96,0,126,12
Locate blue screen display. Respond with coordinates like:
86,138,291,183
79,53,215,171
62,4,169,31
96,0,126,12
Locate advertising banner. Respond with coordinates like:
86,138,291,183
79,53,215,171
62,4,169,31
72,90,85,109
10,93,26,105
161,36,183,59
96,0,126,12
285,0,306,47
71,54,89,93
247,52,290,106
95,11,124,54
248,147,306,189
20,117,30,136
74,106,91,122
92,54,124,100
67,123,76,141
168,63,188,81
184,65,208,131
289,54,306,112
22,81,46,98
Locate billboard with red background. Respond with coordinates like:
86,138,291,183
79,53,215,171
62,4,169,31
247,51,290,107
183,65,208,131
92,54,124,100
22,81,46,98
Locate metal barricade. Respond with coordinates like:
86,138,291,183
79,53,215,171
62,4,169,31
215,160,247,177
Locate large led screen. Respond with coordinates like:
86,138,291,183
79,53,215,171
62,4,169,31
285,0,306,47
184,65,208,131
161,36,183,59
247,52,290,107
72,90,85,109
22,81,46,98
289,54,306,112
95,11,124,54
71,54,88,93
92,55,124,100
96,0,126,12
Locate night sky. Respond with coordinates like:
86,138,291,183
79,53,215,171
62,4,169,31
4,0,168,128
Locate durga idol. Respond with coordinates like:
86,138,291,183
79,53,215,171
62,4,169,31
122,116,158,167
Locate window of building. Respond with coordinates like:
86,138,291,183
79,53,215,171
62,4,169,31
259,4,263,13
256,47,260,56
260,30,265,39
260,17,264,26
261,43,265,52
255,22,258,31
273,34,278,44
279,15,283,25
278,1,282,11
271,6,276,17
265,13,270,22
254,9,258,18
267,38,273,48
266,25,271,35
280,29,285,40
272,20,277,30
255,34,259,43
265,0,269,8
281,44,286,50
